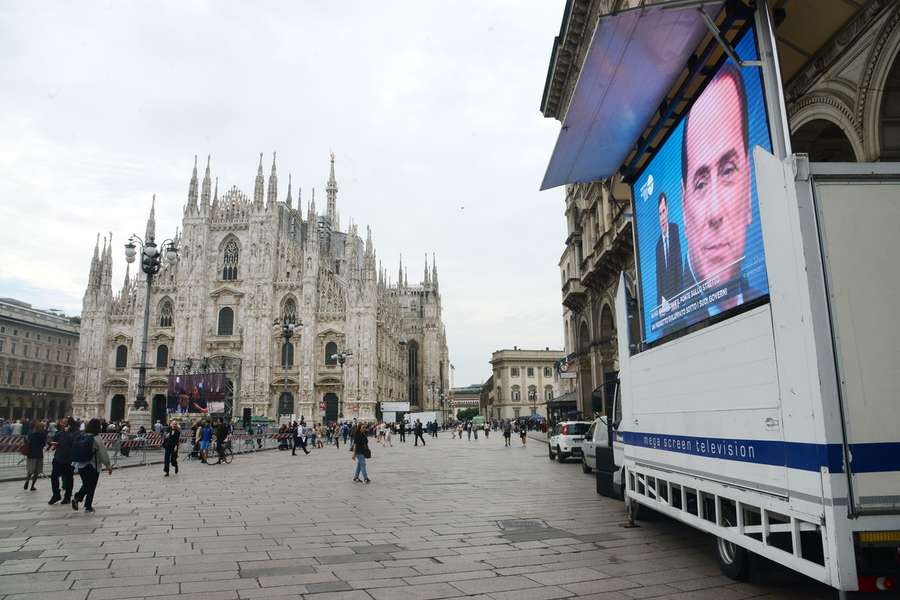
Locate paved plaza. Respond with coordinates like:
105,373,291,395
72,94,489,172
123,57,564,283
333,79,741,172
0,433,836,600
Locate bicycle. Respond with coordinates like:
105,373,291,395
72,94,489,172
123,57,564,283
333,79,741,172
207,439,233,465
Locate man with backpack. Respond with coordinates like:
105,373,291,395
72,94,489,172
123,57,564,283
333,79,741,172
71,418,112,513
414,419,426,446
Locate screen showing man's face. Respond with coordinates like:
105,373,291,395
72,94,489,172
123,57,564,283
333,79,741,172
658,197,668,233
682,75,751,285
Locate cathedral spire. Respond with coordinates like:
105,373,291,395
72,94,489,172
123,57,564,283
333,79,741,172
398,254,403,289
253,152,265,207
212,177,219,208
200,155,211,208
424,253,430,285
145,195,156,241
432,253,438,288
123,261,130,291
88,233,101,288
187,155,199,213
286,173,293,208
266,152,278,208
326,152,337,226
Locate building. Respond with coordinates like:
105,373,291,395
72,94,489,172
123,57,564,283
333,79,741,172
449,384,481,417
72,153,449,424
0,298,79,421
540,0,900,417
487,347,564,421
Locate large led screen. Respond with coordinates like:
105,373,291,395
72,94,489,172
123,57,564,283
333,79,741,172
632,27,772,345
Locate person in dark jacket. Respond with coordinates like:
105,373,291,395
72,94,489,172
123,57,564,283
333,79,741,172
350,423,371,483
23,421,48,491
398,420,406,443
413,419,425,446
162,422,180,476
71,418,113,513
48,418,74,504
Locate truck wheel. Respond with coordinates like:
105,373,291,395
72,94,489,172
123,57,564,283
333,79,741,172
716,532,750,580
548,446,554,460
581,456,592,473
557,447,566,462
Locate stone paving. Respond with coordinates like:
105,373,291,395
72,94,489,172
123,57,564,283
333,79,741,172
0,432,837,600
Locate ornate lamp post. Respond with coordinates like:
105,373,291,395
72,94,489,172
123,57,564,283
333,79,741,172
331,350,353,420
273,317,302,419
124,234,178,410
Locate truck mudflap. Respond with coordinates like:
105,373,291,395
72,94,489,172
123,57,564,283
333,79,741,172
595,446,619,499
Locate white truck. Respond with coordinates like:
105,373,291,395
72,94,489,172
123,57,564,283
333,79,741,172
606,157,900,593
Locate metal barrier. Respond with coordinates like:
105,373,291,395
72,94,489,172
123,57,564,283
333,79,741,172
0,430,294,481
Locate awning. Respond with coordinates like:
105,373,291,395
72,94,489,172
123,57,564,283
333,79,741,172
541,1,723,190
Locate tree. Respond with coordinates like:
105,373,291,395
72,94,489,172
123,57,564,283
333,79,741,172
456,407,480,421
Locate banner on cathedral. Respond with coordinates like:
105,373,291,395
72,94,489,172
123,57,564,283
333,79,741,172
167,373,226,414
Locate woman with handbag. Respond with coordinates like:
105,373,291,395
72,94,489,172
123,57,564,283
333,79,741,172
350,423,371,484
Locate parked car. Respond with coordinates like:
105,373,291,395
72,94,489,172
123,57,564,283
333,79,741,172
547,421,591,462
580,417,609,473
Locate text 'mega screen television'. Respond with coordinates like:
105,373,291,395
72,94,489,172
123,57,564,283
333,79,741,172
632,26,772,345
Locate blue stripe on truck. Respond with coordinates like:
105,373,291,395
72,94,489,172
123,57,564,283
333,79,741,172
620,431,900,473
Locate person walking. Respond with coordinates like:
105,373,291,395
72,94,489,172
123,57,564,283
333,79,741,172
503,419,512,447
214,419,229,464
49,418,74,504
162,422,180,476
23,421,48,491
350,423,371,483
398,420,406,443
520,420,528,446
291,421,300,456
199,420,212,463
341,422,350,446
466,421,472,441
384,423,393,447
71,418,113,513
296,421,311,455
413,419,426,446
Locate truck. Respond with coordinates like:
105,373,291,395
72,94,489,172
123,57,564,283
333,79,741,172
606,158,900,593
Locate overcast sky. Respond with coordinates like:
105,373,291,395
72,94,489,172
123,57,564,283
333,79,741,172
0,1,567,387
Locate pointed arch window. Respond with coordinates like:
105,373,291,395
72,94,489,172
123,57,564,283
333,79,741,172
218,307,234,336
159,300,173,327
156,344,169,369
282,297,297,323
115,345,128,369
222,240,239,280
325,341,338,366
281,342,294,368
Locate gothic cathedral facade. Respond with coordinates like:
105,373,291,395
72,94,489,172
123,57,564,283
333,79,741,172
72,154,450,423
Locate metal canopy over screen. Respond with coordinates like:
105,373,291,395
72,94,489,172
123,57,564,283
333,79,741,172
541,1,723,190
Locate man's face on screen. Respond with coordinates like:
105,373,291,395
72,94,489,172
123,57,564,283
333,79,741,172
682,74,751,285
658,197,668,234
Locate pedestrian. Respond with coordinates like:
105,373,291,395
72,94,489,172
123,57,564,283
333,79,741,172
520,420,528,446
163,422,180,476
48,417,74,504
350,423,371,483
503,419,512,447
199,420,212,463
214,419,229,464
484,423,490,439
291,421,300,456
385,423,393,447
23,420,48,491
398,420,406,443
153,420,163,434
413,419,426,446
71,418,113,513
341,421,350,446
466,421,472,441
296,421,311,455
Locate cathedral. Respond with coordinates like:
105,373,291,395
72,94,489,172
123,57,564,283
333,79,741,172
72,153,450,424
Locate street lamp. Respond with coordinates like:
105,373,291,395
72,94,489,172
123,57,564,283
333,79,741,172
331,350,353,419
125,233,178,410
274,317,302,419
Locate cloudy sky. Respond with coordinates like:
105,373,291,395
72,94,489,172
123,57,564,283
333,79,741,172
0,1,567,387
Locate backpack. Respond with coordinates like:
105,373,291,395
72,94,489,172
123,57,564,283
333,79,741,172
72,433,96,463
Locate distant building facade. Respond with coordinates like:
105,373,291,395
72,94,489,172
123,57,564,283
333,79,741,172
72,153,449,424
540,0,900,417
449,384,481,416
0,298,79,421
487,348,564,421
